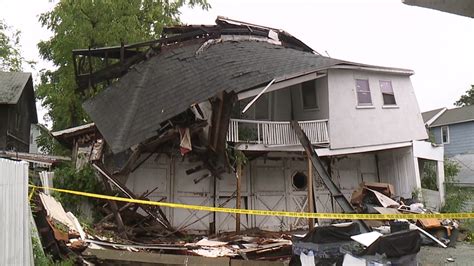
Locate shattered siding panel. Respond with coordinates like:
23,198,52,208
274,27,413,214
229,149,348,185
0,158,32,265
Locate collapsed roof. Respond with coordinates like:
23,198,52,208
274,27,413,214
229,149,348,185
80,17,413,153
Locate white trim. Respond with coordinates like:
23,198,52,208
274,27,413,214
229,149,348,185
237,72,327,100
356,106,375,109
379,80,397,106
431,118,474,128
242,78,275,113
235,141,413,156
355,78,373,107
441,126,450,144
425,107,447,127
316,141,412,156
382,105,399,109
329,65,414,75
52,123,96,137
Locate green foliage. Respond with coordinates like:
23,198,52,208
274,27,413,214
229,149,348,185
36,0,210,137
0,20,23,71
463,219,474,244
36,129,71,156
32,228,52,266
454,85,474,106
421,158,460,191
53,163,105,214
421,160,438,190
32,227,75,265
440,159,473,213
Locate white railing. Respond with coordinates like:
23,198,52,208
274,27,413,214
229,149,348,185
227,119,329,145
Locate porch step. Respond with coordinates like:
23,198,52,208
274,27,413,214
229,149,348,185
290,120,370,233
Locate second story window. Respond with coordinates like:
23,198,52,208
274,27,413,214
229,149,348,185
255,93,270,120
355,79,372,106
380,80,396,105
441,126,449,144
301,80,318,110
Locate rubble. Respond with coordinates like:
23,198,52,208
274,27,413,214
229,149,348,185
31,176,465,265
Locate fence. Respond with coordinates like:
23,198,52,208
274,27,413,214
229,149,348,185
227,119,329,145
0,158,32,265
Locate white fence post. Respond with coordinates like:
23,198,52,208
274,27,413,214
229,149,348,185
0,158,32,265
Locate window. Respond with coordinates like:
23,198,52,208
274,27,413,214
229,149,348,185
255,93,270,120
441,126,449,144
355,79,372,106
379,80,396,105
292,172,308,190
301,80,318,109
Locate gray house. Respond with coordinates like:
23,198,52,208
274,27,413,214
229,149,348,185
423,105,474,185
0,72,38,152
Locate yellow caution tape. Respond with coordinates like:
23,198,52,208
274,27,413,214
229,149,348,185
28,186,36,201
29,185,474,220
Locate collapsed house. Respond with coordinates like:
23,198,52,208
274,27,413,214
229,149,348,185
54,17,445,234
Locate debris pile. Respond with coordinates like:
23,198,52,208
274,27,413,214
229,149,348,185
351,182,460,248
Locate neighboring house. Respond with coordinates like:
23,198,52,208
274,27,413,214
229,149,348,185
55,18,444,233
0,72,38,152
423,105,474,185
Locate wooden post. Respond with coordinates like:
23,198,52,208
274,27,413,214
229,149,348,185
236,162,242,234
307,157,314,230
100,176,128,239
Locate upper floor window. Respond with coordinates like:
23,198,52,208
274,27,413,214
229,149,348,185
441,126,449,144
379,80,396,105
301,80,318,110
355,79,372,106
255,93,270,120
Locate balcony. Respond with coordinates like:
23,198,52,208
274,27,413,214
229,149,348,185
227,119,329,146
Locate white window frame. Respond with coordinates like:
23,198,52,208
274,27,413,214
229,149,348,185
355,79,373,107
379,80,397,106
441,126,450,144
301,80,319,110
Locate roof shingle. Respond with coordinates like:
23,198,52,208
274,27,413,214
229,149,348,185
430,105,474,127
0,72,32,104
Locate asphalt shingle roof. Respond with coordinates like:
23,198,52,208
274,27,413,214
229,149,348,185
0,71,32,104
430,105,474,127
84,40,351,153
421,108,445,123
84,39,412,153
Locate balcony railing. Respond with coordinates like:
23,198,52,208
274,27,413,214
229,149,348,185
227,119,329,145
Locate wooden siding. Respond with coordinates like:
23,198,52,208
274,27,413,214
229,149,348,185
0,83,35,152
431,121,474,156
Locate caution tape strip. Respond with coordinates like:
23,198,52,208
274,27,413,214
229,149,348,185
29,185,474,220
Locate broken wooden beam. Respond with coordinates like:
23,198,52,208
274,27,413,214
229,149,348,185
307,157,314,230
92,163,176,234
236,161,242,234
290,120,370,233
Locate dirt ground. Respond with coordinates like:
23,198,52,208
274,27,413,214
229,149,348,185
418,242,474,265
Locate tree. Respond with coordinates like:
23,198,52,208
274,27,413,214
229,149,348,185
36,0,210,135
0,20,22,71
454,85,474,107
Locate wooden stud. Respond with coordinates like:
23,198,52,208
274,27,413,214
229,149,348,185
236,161,242,234
308,157,314,230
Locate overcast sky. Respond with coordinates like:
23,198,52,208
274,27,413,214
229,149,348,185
1,0,473,125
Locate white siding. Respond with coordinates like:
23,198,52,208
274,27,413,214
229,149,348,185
327,69,428,149
0,158,32,266
378,147,418,198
